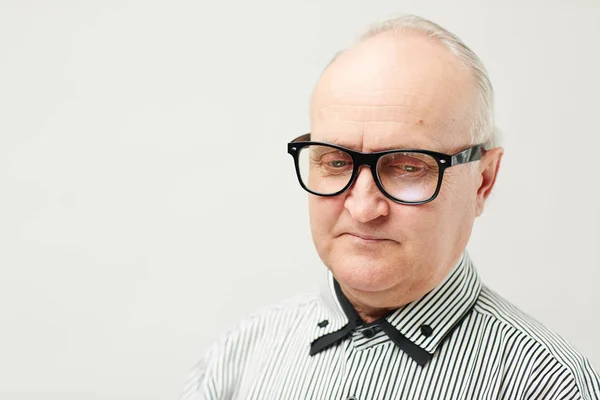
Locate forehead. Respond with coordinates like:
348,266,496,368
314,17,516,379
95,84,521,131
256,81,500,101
310,32,475,153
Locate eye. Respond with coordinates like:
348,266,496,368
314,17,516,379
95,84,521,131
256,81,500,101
329,160,349,168
397,164,424,173
385,156,426,171
320,151,353,169
379,152,438,179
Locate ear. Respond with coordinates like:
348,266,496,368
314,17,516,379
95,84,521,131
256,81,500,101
475,147,504,216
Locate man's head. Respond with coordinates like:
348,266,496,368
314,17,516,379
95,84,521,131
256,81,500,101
306,16,503,312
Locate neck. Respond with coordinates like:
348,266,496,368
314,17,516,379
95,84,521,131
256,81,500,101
340,286,402,324
355,305,392,324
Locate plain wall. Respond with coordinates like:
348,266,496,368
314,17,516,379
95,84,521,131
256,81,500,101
1,0,598,399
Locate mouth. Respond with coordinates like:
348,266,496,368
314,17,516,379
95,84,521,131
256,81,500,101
346,233,389,242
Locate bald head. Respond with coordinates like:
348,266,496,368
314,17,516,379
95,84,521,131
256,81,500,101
310,31,479,152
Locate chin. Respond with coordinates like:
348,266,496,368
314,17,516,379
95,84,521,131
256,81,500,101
328,255,401,293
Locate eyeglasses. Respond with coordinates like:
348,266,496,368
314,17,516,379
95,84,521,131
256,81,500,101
287,133,486,205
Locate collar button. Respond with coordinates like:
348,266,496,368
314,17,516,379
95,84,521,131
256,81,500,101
318,320,329,328
362,328,376,338
420,324,433,337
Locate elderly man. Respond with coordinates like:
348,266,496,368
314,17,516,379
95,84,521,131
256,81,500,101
182,15,600,399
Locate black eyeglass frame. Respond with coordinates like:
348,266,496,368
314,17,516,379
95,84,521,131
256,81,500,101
287,133,486,205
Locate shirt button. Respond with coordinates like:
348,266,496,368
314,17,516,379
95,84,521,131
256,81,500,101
362,328,375,338
346,396,358,400
420,324,434,337
318,320,329,328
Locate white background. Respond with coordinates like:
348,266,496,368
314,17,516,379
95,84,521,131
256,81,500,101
1,1,598,399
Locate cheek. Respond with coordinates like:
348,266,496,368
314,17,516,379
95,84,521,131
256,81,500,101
392,204,441,243
440,172,478,216
308,196,345,235
393,178,474,243
426,173,478,238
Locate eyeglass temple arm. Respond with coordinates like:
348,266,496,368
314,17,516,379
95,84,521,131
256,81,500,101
450,145,486,166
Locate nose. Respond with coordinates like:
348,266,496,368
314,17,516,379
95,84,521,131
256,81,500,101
344,166,390,223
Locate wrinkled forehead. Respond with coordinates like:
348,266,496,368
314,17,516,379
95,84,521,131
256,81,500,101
310,32,476,153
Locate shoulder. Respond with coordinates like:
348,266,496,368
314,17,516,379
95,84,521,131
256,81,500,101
474,285,579,357
180,292,322,400
206,291,322,359
472,285,600,399
225,291,322,338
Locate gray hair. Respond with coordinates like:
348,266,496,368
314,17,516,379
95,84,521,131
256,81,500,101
327,15,499,149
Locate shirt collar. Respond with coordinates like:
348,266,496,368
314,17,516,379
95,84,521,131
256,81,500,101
310,252,482,366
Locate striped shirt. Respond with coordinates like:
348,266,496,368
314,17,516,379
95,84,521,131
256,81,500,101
182,253,600,399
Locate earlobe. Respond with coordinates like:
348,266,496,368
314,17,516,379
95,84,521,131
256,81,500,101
475,148,504,216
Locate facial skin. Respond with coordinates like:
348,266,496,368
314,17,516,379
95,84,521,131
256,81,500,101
309,31,503,323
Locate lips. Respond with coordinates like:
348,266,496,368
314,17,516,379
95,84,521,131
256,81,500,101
347,233,387,241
